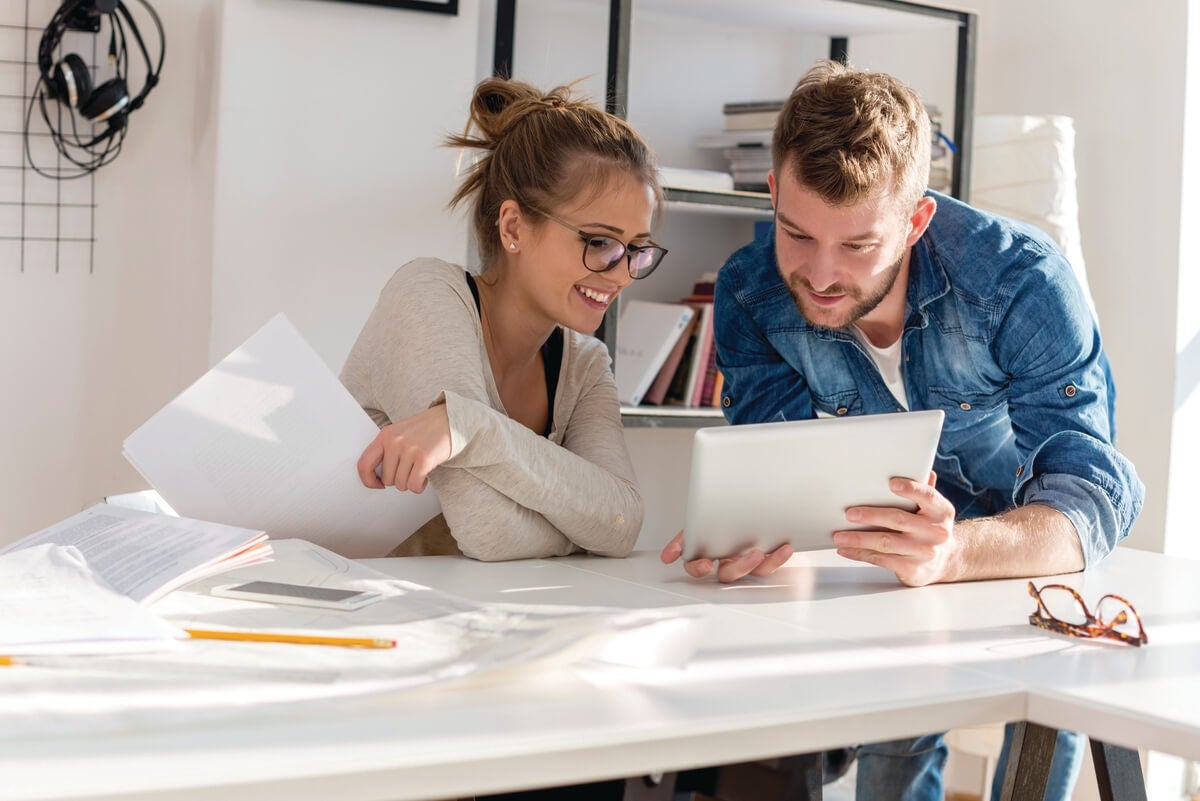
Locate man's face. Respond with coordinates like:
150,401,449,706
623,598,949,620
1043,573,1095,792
769,166,914,331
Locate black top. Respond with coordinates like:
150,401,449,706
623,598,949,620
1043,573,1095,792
465,272,561,437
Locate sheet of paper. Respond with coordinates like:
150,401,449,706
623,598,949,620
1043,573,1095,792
0,504,271,605
122,314,441,558
0,544,183,655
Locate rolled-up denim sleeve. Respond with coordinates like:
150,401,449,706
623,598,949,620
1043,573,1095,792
997,254,1145,565
1015,432,1144,566
714,265,813,425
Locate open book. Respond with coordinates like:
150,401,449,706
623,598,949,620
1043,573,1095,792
0,504,271,605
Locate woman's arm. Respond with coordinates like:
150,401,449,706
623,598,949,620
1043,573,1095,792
342,260,642,560
435,340,642,559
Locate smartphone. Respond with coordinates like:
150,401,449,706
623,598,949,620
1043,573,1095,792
210,580,383,611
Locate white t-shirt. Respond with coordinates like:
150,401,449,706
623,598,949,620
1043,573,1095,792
851,326,909,411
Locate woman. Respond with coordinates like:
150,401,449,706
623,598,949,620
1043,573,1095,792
340,77,666,560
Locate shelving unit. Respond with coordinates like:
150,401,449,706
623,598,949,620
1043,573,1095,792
492,0,977,428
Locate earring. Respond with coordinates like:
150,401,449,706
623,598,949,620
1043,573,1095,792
508,243,516,250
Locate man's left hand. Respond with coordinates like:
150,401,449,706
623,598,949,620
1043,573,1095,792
832,472,958,587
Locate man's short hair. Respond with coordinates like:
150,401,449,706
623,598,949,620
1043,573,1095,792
773,60,931,208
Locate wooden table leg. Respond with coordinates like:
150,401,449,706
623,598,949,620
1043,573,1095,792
997,721,1057,801
1090,740,1147,801
779,752,823,800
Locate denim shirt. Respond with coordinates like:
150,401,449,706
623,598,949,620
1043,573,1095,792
714,191,1144,566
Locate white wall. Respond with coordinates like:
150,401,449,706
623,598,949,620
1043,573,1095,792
209,0,481,372
0,0,220,545
1166,0,1200,561
1,0,485,545
949,0,1188,556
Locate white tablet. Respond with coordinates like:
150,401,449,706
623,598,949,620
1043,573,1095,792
681,409,945,561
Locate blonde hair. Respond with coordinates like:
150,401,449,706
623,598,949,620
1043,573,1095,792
447,77,661,268
772,60,931,207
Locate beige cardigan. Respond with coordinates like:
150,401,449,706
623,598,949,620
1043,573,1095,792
340,258,643,561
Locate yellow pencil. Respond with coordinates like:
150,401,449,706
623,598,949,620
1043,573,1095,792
185,629,395,649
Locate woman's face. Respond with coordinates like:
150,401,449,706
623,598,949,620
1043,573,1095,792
519,172,658,334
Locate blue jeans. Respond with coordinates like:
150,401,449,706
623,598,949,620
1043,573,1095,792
855,726,1085,801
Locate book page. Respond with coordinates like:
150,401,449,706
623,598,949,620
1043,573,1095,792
123,315,441,558
0,504,270,604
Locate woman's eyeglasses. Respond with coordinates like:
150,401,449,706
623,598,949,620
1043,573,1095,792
531,207,668,280
1027,581,1147,647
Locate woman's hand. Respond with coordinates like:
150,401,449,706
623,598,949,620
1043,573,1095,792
356,404,453,493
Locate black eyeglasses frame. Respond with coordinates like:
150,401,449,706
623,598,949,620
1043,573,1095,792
529,206,668,281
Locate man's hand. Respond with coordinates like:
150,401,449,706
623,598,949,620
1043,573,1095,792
356,404,452,493
832,472,958,587
660,531,794,583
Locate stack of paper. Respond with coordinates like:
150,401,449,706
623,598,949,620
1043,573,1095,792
1,504,271,605
0,544,183,655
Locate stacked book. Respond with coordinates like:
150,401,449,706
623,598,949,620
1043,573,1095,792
694,100,783,192
699,99,953,194
723,146,772,193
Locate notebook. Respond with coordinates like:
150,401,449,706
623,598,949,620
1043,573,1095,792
681,410,944,561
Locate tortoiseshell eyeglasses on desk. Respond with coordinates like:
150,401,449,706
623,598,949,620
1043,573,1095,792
1027,581,1148,647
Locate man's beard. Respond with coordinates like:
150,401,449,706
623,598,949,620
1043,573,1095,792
785,249,904,330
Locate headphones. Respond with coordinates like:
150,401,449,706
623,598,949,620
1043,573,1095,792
27,0,164,178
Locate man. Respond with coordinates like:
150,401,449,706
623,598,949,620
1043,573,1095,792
661,61,1144,801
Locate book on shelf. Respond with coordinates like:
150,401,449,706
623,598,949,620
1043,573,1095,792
667,302,713,407
658,166,735,193
725,112,780,131
721,99,783,132
696,129,774,150
722,146,772,168
731,167,770,192
0,503,272,605
661,308,698,406
689,275,716,298
655,274,717,408
722,100,785,114
694,325,719,407
615,300,696,406
642,312,698,406
684,276,716,406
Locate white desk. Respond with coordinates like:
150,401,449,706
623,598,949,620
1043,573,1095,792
3,548,1197,801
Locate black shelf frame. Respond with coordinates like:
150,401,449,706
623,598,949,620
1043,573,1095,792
493,0,977,200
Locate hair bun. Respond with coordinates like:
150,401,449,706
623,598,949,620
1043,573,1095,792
482,89,508,116
464,78,580,147
445,76,660,270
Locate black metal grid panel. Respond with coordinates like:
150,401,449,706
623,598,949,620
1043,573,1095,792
0,0,98,274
